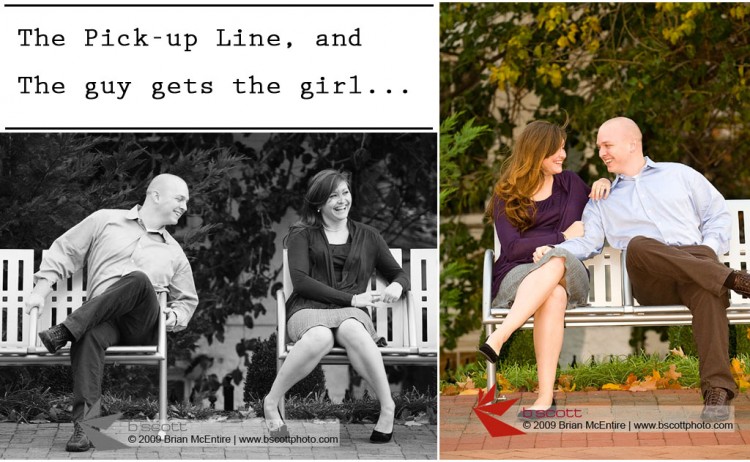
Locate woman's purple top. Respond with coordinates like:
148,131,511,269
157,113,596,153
491,170,591,298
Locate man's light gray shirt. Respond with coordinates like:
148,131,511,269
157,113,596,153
558,157,731,260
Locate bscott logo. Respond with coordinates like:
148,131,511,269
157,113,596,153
517,408,583,419
77,413,129,450
472,385,525,437
473,385,583,437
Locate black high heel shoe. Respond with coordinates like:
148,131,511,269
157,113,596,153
517,399,557,420
263,397,289,436
370,429,393,443
478,343,499,363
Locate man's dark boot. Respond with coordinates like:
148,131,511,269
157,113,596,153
38,324,72,354
66,422,92,452
700,388,732,422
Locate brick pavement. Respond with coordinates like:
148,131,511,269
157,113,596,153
0,419,436,459
441,389,750,459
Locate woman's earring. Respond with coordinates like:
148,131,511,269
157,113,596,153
317,209,320,212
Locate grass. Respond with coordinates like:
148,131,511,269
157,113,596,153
0,388,437,425
440,352,747,393
248,389,437,425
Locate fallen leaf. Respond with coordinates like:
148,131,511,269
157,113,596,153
665,364,682,381
669,346,685,357
459,389,480,395
730,358,745,378
629,380,657,392
602,383,623,390
441,385,460,396
557,374,576,392
496,374,517,392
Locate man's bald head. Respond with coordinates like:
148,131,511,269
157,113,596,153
599,117,643,143
147,174,188,197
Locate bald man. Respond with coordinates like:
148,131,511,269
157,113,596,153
536,117,750,422
25,174,198,451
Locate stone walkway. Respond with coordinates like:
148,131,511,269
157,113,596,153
0,419,437,459
441,389,750,459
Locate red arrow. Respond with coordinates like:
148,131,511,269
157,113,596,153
472,385,526,437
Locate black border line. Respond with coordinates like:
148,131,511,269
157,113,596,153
5,127,434,130
5,3,433,7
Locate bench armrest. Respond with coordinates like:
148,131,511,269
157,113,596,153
276,288,287,359
27,307,40,350
482,249,494,322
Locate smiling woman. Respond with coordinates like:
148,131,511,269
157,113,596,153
480,120,608,417
262,169,409,444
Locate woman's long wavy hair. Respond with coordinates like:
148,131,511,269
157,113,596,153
487,120,567,232
289,169,352,234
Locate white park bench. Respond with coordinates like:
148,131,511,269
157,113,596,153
482,199,750,393
276,248,439,414
0,249,168,426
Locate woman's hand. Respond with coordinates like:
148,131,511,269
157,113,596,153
589,178,611,200
562,220,584,240
533,245,553,263
382,282,404,304
351,292,382,308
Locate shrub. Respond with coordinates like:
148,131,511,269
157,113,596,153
0,364,158,398
501,330,536,366
668,325,750,357
243,332,326,405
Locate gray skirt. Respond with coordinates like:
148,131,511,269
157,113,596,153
287,307,385,345
492,247,589,310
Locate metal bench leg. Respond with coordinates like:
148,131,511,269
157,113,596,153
157,293,168,428
159,357,167,427
277,358,286,420
485,323,497,401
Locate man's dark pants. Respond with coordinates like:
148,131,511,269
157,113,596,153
62,271,160,421
626,236,737,398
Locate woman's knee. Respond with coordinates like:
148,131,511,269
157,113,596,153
543,256,566,269
336,319,369,345
299,326,335,350
541,285,567,314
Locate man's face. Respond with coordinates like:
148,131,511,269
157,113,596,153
154,181,189,227
596,123,634,175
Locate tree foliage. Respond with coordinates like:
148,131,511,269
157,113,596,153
440,3,750,350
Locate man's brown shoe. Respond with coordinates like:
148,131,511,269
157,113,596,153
730,270,750,297
66,422,92,452
700,388,732,422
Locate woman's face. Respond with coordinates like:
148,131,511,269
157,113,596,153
541,140,566,176
320,180,351,225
